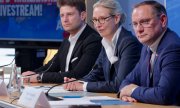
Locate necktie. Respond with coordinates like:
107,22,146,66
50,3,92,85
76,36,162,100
147,48,153,87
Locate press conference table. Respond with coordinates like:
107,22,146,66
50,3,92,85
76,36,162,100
0,83,179,108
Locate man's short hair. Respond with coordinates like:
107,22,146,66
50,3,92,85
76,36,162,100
57,0,86,13
134,1,167,16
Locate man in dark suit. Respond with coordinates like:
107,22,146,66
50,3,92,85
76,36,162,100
63,0,142,93
119,1,180,105
22,0,102,83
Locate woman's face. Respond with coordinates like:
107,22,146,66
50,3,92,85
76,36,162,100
92,6,120,40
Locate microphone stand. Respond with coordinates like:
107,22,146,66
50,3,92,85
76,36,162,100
22,55,61,101
45,64,98,101
0,58,15,68
22,54,57,78
45,79,79,101
46,79,79,94
0,52,19,68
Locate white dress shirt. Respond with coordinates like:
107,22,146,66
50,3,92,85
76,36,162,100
149,29,167,78
65,24,86,72
101,26,122,64
83,26,122,91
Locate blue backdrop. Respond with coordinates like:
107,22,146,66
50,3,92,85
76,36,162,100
167,0,180,36
0,2,63,42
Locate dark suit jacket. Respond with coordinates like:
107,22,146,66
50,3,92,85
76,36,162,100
34,25,102,83
119,28,180,105
83,27,142,93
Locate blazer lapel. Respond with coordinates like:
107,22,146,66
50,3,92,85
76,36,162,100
104,28,123,81
150,29,169,85
114,27,127,56
70,26,90,58
152,53,158,73
71,39,82,57
105,56,111,80
106,28,123,81
145,48,152,87
61,39,70,72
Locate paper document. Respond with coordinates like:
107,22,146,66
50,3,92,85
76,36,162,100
33,86,98,97
33,86,70,93
83,96,118,100
49,98,95,106
86,96,130,105
49,96,130,106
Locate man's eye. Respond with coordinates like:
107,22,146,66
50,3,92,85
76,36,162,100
92,19,98,21
143,21,149,24
100,18,105,20
132,23,137,26
141,19,150,24
67,13,73,16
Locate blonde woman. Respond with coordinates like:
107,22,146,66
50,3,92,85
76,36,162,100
64,0,142,93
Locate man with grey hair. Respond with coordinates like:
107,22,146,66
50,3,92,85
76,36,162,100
63,0,142,93
119,1,180,105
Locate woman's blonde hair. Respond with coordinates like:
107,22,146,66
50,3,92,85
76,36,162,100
93,0,126,25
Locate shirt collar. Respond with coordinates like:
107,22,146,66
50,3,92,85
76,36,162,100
101,25,122,50
101,26,122,64
68,24,86,44
112,26,122,48
149,28,167,53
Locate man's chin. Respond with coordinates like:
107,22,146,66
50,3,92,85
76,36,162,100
63,27,72,31
139,40,148,45
63,28,71,31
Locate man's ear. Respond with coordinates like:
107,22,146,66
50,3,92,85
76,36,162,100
80,11,87,21
160,14,167,28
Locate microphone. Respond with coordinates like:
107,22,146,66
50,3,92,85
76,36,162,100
45,64,98,101
0,52,19,68
45,79,79,101
22,54,57,79
38,54,57,74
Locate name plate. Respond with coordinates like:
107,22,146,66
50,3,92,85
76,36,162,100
18,87,50,108
0,80,8,96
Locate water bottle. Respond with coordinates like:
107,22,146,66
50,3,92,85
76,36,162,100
8,64,22,99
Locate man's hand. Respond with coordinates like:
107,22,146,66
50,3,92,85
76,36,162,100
22,71,35,76
29,74,39,83
121,96,137,103
120,84,138,99
22,71,38,83
63,77,83,91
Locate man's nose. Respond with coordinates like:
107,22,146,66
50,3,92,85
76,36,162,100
136,24,144,33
